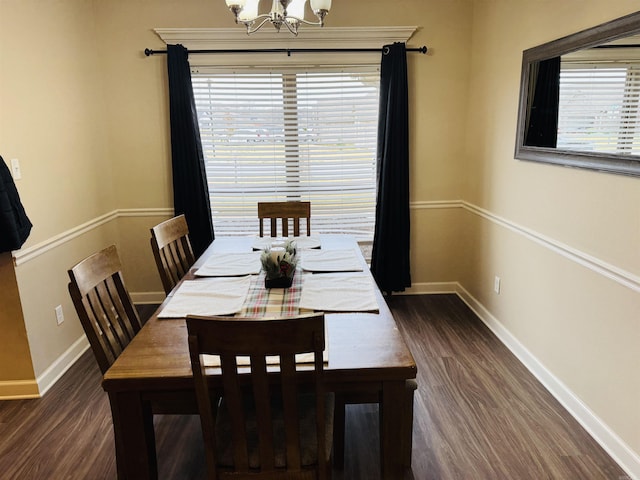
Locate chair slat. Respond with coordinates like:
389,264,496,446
220,353,250,472
250,355,276,471
280,353,302,471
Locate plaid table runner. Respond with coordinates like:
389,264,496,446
237,270,312,317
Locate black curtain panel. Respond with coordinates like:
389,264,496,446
0,155,32,252
167,44,214,258
371,42,411,294
525,56,561,148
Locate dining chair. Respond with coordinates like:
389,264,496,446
150,214,195,295
68,244,143,375
187,313,334,480
258,201,311,237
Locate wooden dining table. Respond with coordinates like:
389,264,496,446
102,235,417,479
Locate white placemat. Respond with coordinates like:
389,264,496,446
194,252,262,277
298,273,379,312
300,248,363,272
252,236,321,251
158,276,252,318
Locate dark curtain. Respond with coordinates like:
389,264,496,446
0,156,32,252
371,43,411,294
167,44,214,257
525,56,561,148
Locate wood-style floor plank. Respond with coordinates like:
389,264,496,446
0,295,629,479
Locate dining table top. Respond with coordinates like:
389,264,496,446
102,234,416,392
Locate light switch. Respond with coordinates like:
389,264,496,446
10,158,21,180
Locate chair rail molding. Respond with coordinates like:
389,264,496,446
11,208,174,266
11,203,639,293
409,199,640,294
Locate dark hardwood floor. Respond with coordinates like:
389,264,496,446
0,294,629,479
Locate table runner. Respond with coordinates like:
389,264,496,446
237,270,311,317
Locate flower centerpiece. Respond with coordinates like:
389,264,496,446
260,240,298,288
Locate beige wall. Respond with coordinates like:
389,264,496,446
0,0,638,472
463,0,640,463
0,0,120,384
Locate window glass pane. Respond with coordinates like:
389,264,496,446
192,66,380,240
558,64,640,154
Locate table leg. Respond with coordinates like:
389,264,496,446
380,380,407,480
332,393,346,469
108,391,157,480
402,379,417,468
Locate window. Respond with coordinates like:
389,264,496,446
191,66,380,241
558,63,640,154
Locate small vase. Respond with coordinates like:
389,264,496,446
265,271,295,289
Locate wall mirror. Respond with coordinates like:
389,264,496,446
515,11,640,177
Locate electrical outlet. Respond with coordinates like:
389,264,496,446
55,305,64,325
10,158,21,180
494,276,501,294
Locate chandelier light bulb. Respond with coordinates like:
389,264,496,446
224,0,330,35
310,0,331,13
238,0,259,21
287,0,306,21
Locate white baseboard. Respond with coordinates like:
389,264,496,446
36,335,90,397
402,281,458,295
451,285,640,480
131,291,167,305
0,335,89,400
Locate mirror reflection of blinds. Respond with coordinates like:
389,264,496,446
558,63,640,154
192,67,380,240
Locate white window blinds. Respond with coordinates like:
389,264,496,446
558,62,640,154
191,66,380,240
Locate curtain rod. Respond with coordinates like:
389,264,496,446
144,46,427,57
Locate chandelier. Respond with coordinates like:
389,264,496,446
224,0,332,35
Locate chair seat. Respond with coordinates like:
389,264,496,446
216,393,334,470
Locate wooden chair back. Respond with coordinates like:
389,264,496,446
187,314,331,480
258,201,311,237
150,214,195,295
68,245,142,375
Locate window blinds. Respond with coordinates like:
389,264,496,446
558,63,640,154
192,67,380,240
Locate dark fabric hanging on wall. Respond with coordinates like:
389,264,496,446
167,44,214,258
370,42,411,293
0,156,32,252
525,56,560,148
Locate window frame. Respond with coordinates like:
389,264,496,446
514,11,640,177
191,65,382,240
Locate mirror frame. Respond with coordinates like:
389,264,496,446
515,11,640,177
